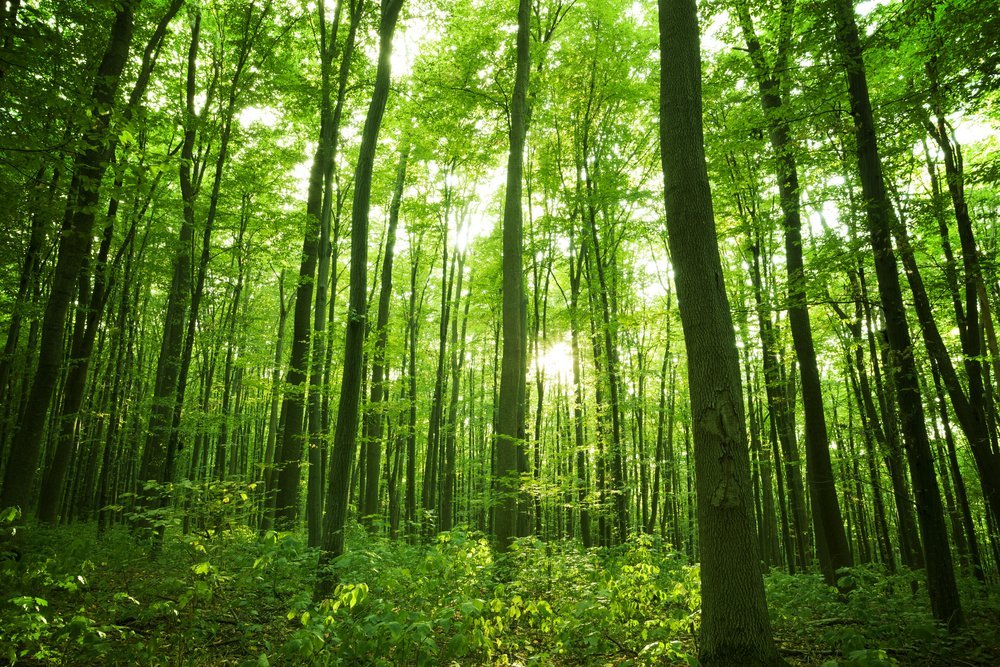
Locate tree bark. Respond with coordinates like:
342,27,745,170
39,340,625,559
658,0,781,661
831,0,962,630
494,0,531,555
317,0,403,592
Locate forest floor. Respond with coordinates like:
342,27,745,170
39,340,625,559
2,515,999,666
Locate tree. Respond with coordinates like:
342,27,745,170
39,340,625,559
1,0,138,513
317,0,404,594
658,0,781,662
493,0,531,555
830,0,963,630
733,0,852,585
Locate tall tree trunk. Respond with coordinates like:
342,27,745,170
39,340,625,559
261,274,292,532
276,0,359,530
317,0,403,591
581,140,627,545
1,0,137,513
830,0,962,629
404,233,425,540
649,317,671,536
569,236,592,548
749,233,809,569
37,167,128,523
494,0,531,555
423,228,455,531
839,344,895,571
658,0,780,661
441,266,470,532
214,200,250,480
735,0,851,585
361,143,409,525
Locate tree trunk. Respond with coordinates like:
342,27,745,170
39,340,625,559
2,1,137,513
658,0,780,661
494,0,531,555
735,0,852,585
569,235,592,548
316,0,403,592
831,0,962,629
361,143,409,525
748,233,809,570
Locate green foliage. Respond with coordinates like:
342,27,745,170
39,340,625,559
3,516,1000,665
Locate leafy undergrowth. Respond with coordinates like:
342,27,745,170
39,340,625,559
2,518,998,665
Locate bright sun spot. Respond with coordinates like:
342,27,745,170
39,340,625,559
534,340,574,384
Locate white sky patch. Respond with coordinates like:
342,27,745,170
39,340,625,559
625,1,648,26
363,12,439,78
952,114,1000,146
807,196,844,238
291,148,314,201
239,106,280,128
702,9,730,56
193,91,207,116
913,114,998,179
639,250,673,301
856,0,893,17
392,13,437,79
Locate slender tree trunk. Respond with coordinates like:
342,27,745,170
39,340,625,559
494,0,531,554
749,234,809,569
404,234,425,540
892,204,1000,536
276,0,359,530
441,269,470,532
261,274,291,531
735,0,851,585
581,148,628,544
1,0,137,513
316,0,403,592
569,237,592,548
361,143,409,525
649,326,670,536
831,0,962,629
423,231,455,531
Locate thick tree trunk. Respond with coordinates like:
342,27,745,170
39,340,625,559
37,170,125,523
658,0,780,662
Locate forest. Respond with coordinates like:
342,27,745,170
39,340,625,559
1,0,1000,664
